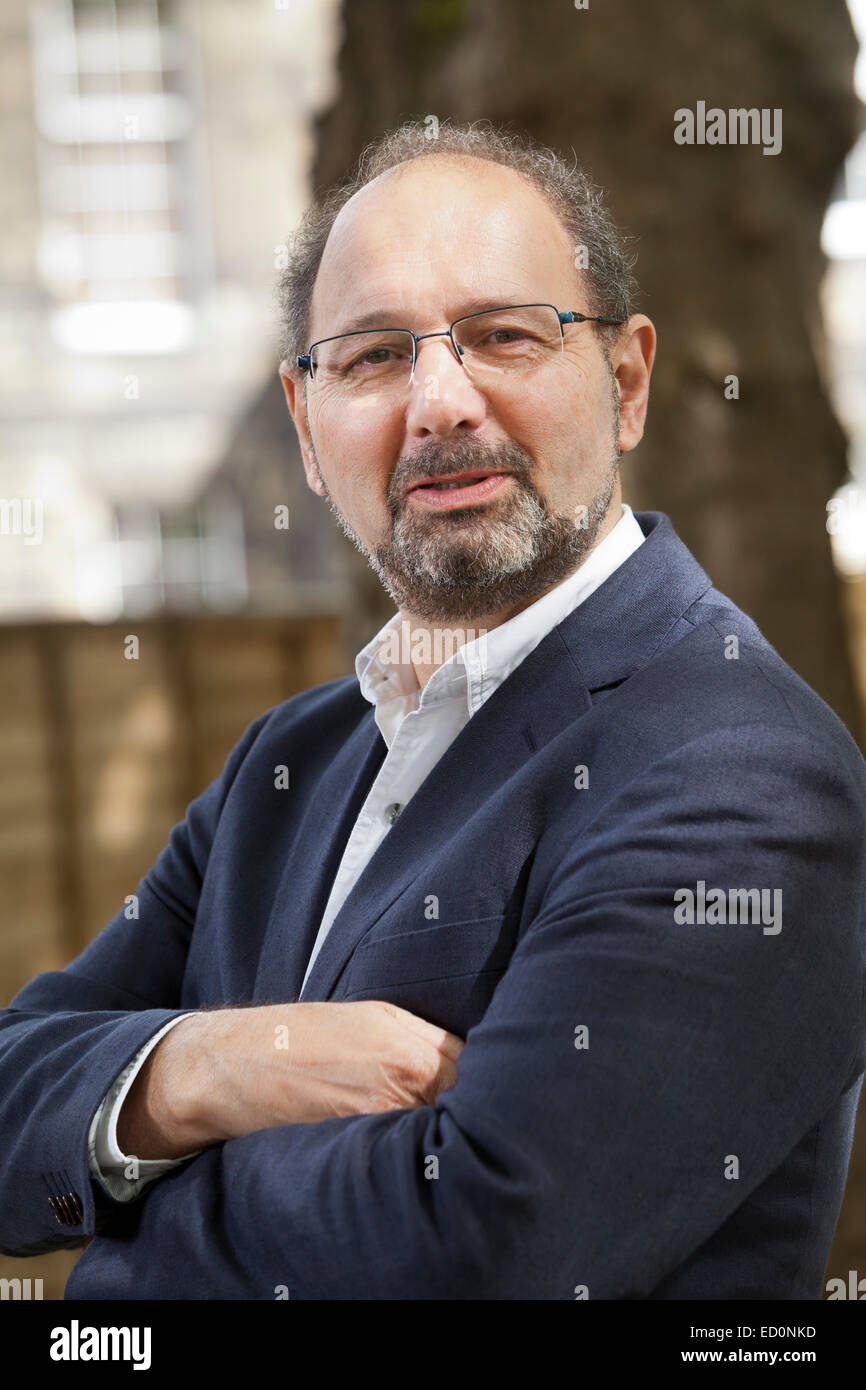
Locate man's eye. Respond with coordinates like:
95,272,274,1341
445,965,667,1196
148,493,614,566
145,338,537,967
345,347,402,372
481,328,545,349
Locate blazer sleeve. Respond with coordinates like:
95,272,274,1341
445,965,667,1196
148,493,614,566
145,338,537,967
65,720,866,1299
0,708,274,1257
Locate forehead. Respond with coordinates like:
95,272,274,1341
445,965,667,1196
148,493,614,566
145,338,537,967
309,156,578,335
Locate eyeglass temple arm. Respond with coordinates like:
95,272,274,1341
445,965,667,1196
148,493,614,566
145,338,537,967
559,311,626,326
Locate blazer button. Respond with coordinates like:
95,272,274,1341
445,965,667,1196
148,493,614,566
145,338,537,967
384,802,403,825
48,1191,83,1226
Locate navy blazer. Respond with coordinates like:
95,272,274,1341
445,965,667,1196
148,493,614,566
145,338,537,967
2,511,865,1299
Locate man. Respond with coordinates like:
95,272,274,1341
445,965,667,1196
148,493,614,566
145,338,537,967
2,121,865,1300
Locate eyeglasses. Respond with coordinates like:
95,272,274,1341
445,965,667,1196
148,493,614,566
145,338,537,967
297,303,624,395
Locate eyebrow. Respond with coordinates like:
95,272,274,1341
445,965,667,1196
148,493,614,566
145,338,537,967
330,297,537,338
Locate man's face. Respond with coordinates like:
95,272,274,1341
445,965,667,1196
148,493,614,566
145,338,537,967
280,156,654,623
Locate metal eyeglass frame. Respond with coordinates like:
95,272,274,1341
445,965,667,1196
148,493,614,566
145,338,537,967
296,303,625,380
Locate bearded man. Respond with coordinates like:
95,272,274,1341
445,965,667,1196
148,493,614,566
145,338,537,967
2,121,865,1302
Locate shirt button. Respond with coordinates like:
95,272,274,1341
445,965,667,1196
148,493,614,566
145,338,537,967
384,802,403,824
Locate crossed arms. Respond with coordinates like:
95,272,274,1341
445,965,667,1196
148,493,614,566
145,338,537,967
1,715,863,1298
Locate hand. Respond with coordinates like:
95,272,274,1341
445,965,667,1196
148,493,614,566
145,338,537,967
116,1001,465,1159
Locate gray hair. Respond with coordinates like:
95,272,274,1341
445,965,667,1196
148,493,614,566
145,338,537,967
276,119,639,366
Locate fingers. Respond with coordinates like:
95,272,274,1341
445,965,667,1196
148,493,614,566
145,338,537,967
381,1002,465,1060
403,1049,460,1108
435,1030,465,1063
432,1056,459,1097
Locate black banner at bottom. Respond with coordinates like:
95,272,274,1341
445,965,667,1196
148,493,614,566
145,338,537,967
2,1298,862,1376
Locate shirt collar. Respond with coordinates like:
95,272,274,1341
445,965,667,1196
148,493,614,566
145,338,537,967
356,502,645,726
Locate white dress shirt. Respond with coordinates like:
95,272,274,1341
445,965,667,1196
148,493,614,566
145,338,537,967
88,503,645,1200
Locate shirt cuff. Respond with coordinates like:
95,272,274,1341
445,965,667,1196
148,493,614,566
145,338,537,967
88,1013,204,1202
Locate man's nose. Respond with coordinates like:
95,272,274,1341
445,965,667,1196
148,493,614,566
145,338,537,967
403,335,488,436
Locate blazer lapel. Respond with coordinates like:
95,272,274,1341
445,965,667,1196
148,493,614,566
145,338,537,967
253,706,387,1002
554,512,713,691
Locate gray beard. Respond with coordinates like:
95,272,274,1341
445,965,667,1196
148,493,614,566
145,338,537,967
314,415,622,623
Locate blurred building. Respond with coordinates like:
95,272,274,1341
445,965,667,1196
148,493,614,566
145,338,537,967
0,0,348,622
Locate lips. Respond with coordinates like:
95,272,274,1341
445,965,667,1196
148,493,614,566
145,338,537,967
409,470,502,493
406,471,513,510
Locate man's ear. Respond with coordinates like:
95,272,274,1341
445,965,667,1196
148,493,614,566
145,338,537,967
278,360,326,496
610,316,656,454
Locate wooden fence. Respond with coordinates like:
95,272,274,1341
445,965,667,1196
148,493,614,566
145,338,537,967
0,614,344,1001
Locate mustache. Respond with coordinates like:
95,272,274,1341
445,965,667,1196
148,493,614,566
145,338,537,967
391,439,535,499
